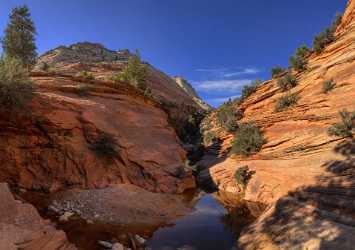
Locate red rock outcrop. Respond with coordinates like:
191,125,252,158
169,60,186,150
200,1,355,248
0,52,197,194
0,183,76,250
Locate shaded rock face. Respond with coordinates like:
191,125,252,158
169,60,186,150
0,183,76,250
201,1,355,249
0,64,195,193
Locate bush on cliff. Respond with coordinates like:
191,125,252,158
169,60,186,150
90,132,119,158
75,84,92,97
313,13,342,54
231,122,266,156
203,131,216,145
79,71,95,80
215,101,243,132
328,109,355,138
322,79,336,94
271,67,287,78
234,166,256,189
289,45,310,72
275,93,298,112
116,52,148,92
0,56,34,112
241,79,262,100
277,74,297,92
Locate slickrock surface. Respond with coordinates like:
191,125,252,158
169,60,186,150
200,0,355,249
0,47,198,194
0,183,76,250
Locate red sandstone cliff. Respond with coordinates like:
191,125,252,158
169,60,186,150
0,44,203,194
200,1,355,248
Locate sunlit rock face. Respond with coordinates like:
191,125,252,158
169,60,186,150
0,42,203,194
202,1,355,248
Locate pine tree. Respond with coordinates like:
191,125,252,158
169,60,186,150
2,5,37,69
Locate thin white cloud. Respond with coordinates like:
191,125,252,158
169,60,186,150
195,67,229,72
194,79,252,92
222,68,260,77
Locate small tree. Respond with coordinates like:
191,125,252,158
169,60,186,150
117,51,148,92
277,74,297,92
2,5,37,69
234,166,256,189
275,93,298,112
0,56,34,112
328,109,355,138
231,123,266,156
215,102,243,132
322,79,336,94
271,67,286,78
289,45,310,72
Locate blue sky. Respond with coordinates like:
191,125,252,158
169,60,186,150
0,0,348,107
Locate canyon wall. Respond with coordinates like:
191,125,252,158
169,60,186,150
201,0,355,248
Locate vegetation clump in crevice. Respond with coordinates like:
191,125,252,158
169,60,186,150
231,122,266,156
215,101,243,132
203,131,216,145
275,93,299,112
271,67,287,78
277,74,297,92
240,79,262,101
234,166,256,189
313,13,342,54
0,56,34,113
79,71,95,80
322,79,336,94
89,132,119,158
289,45,310,72
328,109,355,138
75,84,92,97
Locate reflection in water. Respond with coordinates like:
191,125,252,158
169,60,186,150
21,189,259,250
146,193,255,250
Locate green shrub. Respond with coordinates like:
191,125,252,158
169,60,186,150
271,67,287,78
328,109,355,137
322,79,336,93
313,13,342,54
277,74,297,91
275,93,298,112
234,166,256,189
75,84,92,97
289,45,310,72
204,131,216,145
241,79,262,100
116,52,148,92
80,71,95,80
313,28,334,54
231,123,266,156
215,102,243,132
0,56,34,112
90,133,118,158
38,62,49,72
